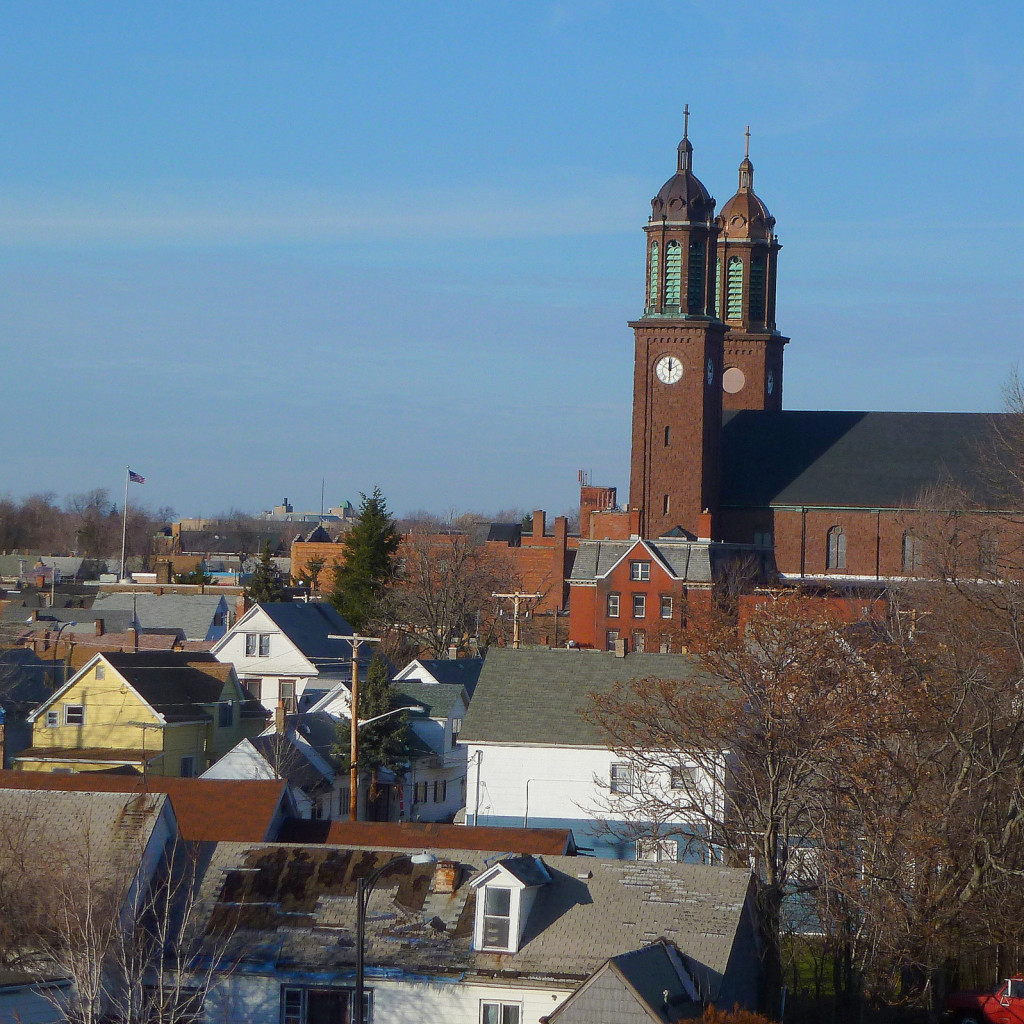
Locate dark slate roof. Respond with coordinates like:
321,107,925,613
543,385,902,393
460,648,702,746
104,652,233,722
92,592,227,641
193,844,753,992
255,602,368,667
721,410,1018,510
611,942,695,1021
570,539,715,583
394,681,466,720
487,522,522,545
411,658,484,695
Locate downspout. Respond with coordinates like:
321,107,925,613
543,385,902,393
799,507,807,579
875,510,881,580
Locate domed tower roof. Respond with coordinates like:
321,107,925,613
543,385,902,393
718,127,775,241
650,106,715,225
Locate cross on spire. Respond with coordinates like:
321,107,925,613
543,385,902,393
745,125,751,158
683,104,690,140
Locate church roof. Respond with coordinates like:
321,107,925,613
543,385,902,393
721,410,1017,510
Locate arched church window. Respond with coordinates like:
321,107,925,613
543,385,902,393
749,254,767,322
827,527,846,570
648,242,659,313
665,241,682,312
902,531,922,573
714,257,722,318
687,239,705,315
726,256,743,320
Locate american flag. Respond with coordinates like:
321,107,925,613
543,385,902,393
128,469,145,484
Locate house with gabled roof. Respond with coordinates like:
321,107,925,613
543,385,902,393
186,843,760,1024
460,647,723,860
568,535,775,651
91,591,232,642
211,601,372,714
13,651,267,776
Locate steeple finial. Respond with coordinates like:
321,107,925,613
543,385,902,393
738,125,754,190
683,104,690,141
677,105,693,173
744,125,750,159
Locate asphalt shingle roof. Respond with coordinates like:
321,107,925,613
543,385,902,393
459,648,702,746
570,540,714,583
394,681,465,720
253,602,367,667
409,658,484,695
721,410,1018,509
103,651,235,722
92,592,228,641
192,843,753,994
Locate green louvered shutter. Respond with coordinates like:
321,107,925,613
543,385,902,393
749,254,767,322
726,256,743,320
648,242,659,313
714,257,722,317
665,241,681,313
687,239,705,315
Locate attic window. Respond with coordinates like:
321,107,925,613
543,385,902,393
95,663,105,680
481,887,513,949
46,710,59,728
630,561,651,581
481,1002,521,1024
64,705,85,727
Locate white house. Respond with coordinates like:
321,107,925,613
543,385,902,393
459,647,722,860
212,602,371,714
190,843,761,1024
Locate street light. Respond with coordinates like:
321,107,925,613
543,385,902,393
355,851,436,1024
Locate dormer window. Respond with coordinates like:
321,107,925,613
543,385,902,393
470,856,550,954
482,887,512,949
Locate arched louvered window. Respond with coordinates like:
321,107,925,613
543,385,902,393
714,257,722,317
749,254,767,322
648,242,659,313
827,527,846,570
665,241,682,312
726,256,743,320
687,239,705,315
902,531,922,574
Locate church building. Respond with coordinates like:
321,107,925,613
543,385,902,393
568,112,1020,648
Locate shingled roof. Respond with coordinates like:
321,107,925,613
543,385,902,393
721,410,1018,510
0,771,289,843
459,647,703,746
191,843,754,997
103,651,237,722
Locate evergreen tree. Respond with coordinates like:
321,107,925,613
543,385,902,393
245,542,286,604
332,653,409,803
329,488,400,631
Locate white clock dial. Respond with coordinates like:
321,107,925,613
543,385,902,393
706,357,714,386
767,368,775,396
655,355,683,385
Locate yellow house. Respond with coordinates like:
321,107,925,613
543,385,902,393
14,651,268,776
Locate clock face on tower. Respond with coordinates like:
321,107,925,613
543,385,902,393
655,355,683,385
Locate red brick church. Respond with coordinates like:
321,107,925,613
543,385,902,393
567,113,1019,649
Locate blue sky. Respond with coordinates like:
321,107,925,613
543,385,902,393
3,1,1023,520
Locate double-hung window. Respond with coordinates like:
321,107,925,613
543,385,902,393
660,595,673,619
481,1002,521,1024
606,592,620,618
245,633,272,657
46,710,59,728
481,887,512,948
632,594,646,618
281,986,371,1024
64,704,85,726
610,763,633,794
630,561,651,581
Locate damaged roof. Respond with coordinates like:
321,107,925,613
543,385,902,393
191,844,753,995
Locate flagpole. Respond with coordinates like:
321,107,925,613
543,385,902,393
120,465,129,581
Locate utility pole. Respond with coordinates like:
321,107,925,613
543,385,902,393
329,633,381,820
492,591,542,649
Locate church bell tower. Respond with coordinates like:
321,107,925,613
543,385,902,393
716,128,788,411
628,109,725,540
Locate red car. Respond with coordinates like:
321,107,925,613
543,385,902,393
947,978,1024,1023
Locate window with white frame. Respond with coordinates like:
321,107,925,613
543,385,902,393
95,663,105,680
632,593,646,618
481,886,513,948
606,592,620,617
605,630,619,652
64,704,85,726
245,633,258,657
610,763,633,794
660,595,673,619
637,837,679,862
670,765,698,790
46,710,59,728
630,560,651,581
481,1001,521,1024
259,633,271,657
451,717,463,748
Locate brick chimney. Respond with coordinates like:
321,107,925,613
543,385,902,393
532,509,546,540
447,643,458,660
95,618,104,637
697,509,713,542
431,860,460,894
275,699,286,735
